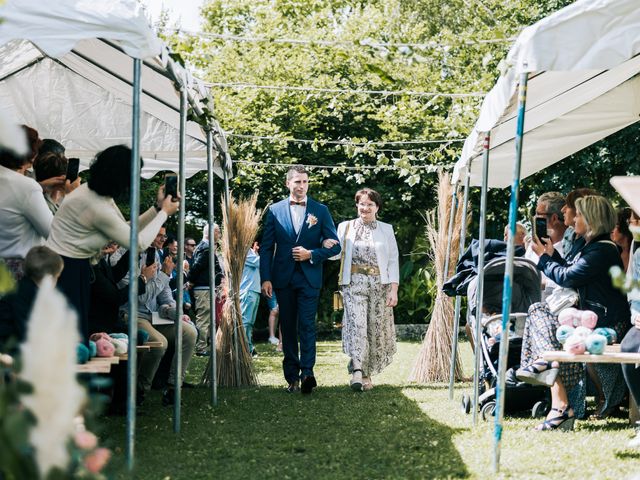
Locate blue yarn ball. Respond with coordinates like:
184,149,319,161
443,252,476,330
76,343,90,364
593,327,617,345
585,334,607,355
137,329,150,345
110,333,128,340
88,340,97,358
556,325,575,345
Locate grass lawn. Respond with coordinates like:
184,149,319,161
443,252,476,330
102,340,640,479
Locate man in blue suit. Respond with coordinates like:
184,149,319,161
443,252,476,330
260,166,341,394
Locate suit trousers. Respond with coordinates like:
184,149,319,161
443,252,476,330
621,327,640,406
275,264,320,382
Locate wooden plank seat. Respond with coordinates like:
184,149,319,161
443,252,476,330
542,345,640,423
76,360,112,374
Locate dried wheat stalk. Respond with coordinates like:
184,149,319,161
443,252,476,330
202,192,263,387
409,172,466,383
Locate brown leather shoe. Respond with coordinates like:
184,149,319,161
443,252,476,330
285,380,300,393
301,375,317,394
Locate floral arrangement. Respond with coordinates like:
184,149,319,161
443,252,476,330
306,213,318,228
0,274,111,479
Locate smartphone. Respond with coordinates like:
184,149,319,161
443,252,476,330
164,173,178,201
66,157,80,182
534,217,548,240
145,246,156,267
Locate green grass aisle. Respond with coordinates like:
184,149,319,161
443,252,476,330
102,341,640,479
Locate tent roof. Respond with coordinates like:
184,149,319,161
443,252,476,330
453,0,640,188
0,0,230,178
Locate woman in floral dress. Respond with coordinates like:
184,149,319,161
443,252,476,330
332,188,399,391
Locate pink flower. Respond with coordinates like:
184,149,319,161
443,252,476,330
74,430,98,450
84,447,111,474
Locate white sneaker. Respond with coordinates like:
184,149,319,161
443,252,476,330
268,336,279,345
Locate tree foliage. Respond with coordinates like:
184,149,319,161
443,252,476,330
163,0,639,325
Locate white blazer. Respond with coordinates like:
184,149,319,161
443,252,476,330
332,219,400,286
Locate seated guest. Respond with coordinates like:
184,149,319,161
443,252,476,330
46,145,179,343
0,126,51,280
134,228,197,406
88,242,153,335
0,246,64,351
240,243,261,356
611,207,633,271
504,222,528,248
561,188,599,259
516,195,630,429
622,208,640,447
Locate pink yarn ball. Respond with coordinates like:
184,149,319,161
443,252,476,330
95,339,115,357
574,326,592,338
580,310,598,329
564,335,586,355
558,308,578,326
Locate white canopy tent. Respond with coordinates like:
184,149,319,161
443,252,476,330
0,0,230,178
452,0,640,188
444,0,640,472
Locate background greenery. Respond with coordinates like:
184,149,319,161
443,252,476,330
144,0,640,330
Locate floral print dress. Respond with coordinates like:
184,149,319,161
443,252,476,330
341,218,396,376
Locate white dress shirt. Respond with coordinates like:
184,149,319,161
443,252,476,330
289,195,307,234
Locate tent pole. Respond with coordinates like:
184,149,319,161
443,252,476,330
206,129,218,406
221,167,240,385
448,168,471,400
173,86,187,433
472,133,491,424
126,57,142,472
443,189,458,282
494,73,528,473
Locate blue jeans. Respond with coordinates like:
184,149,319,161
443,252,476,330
240,290,260,353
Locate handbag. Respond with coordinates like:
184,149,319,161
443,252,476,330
332,221,351,312
546,286,580,315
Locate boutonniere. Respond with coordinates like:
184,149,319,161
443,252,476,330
306,213,318,228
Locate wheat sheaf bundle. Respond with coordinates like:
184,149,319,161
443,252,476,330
203,192,263,387
409,172,465,383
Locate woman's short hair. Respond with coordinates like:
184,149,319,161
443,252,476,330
24,246,64,282
88,145,137,200
354,188,383,210
566,188,599,210
33,152,68,182
575,195,616,238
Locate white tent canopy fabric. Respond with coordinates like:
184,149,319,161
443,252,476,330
453,0,640,188
0,0,227,178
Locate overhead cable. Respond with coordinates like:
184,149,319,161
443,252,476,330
227,133,465,146
207,81,485,98
234,160,455,171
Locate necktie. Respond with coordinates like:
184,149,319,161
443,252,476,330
290,201,306,206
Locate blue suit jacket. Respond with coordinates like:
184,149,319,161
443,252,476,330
260,197,341,289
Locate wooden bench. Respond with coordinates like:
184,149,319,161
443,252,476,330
542,345,640,424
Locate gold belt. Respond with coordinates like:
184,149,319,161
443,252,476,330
351,264,380,276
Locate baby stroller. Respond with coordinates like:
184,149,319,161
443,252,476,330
459,256,551,420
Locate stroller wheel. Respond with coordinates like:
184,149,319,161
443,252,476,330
531,400,550,419
481,401,496,421
461,394,471,414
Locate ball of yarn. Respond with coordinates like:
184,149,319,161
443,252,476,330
89,332,111,343
564,335,586,355
88,340,97,358
137,329,150,345
593,327,617,344
111,338,128,355
96,338,115,357
585,334,607,355
109,333,128,341
558,308,580,327
580,310,598,329
556,325,575,344
77,343,90,364
573,326,592,339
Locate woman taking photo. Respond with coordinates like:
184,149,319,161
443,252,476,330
331,188,399,391
516,195,630,429
47,145,179,342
